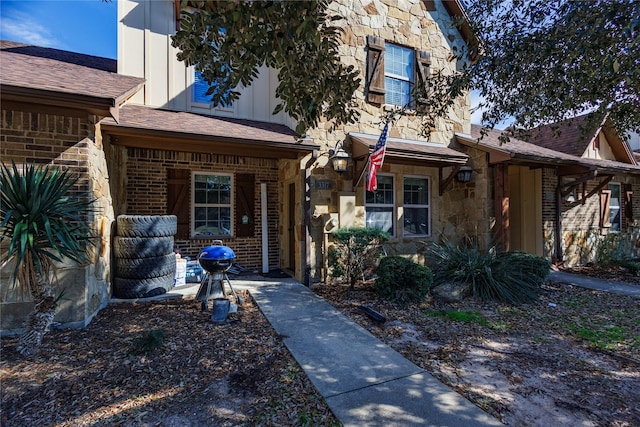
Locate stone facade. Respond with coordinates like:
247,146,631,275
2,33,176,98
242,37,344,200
0,106,112,334
299,0,475,279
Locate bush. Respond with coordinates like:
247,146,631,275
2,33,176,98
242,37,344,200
595,233,628,267
619,259,640,275
426,239,550,305
328,227,389,288
375,256,432,304
595,233,638,274
128,329,166,355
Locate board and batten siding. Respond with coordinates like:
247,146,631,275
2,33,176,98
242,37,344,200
118,0,296,129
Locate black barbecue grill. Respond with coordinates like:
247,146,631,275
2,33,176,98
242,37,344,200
195,241,242,314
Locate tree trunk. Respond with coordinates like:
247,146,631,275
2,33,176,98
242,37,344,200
17,273,57,359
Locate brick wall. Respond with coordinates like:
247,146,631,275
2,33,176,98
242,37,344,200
542,166,640,265
123,148,280,269
1,108,92,191
1,106,111,331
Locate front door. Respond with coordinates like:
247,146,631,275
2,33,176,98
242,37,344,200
509,166,543,256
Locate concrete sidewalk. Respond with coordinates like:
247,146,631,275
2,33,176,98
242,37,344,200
549,271,640,298
141,269,637,426
246,278,501,427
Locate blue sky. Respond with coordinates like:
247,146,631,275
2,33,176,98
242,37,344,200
0,0,117,59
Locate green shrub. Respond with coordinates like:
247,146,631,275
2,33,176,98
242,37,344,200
619,259,640,275
328,227,389,288
595,233,638,274
129,329,166,355
595,233,628,267
375,256,432,304
426,239,550,305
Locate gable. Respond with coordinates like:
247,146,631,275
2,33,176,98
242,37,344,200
529,114,637,166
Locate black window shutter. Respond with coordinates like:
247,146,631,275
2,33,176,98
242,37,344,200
366,35,385,104
235,173,255,238
167,169,191,240
416,50,431,105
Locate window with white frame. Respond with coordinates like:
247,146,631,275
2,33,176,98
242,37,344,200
403,177,430,237
609,182,622,232
365,175,394,235
384,43,414,107
192,172,233,236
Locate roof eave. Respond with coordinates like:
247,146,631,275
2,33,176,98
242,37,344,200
0,82,145,122
101,123,318,159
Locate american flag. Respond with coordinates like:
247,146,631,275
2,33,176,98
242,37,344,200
366,122,389,192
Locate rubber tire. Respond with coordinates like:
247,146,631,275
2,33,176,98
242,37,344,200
113,236,174,259
115,254,177,279
117,215,177,238
113,274,174,299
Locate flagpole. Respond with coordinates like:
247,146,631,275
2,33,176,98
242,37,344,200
353,155,371,191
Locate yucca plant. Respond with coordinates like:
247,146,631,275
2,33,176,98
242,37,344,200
1,161,95,358
426,237,549,305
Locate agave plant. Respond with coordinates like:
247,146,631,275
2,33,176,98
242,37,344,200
0,161,95,358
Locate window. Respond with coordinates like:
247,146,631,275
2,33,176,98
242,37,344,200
609,183,622,232
192,71,212,105
365,36,430,106
403,177,430,237
192,172,233,237
192,70,235,111
384,43,414,107
365,175,394,235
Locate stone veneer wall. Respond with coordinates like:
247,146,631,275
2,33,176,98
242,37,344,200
121,148,281,269
297,0,474,278
0,106,112,334
541,168,640,265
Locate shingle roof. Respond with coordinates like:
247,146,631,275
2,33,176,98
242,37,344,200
0,40,144,105
349,132,468,166
467,124,581,163
456,125,640,174
101,104,308,145
527,114,598,156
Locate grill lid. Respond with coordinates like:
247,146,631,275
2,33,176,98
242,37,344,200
198,245,236,261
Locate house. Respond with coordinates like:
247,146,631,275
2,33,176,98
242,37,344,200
455,117,640,266
107,0,481,282
0,41,144,331
1,0,479,332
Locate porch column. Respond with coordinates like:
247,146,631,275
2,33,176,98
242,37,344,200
494,164,510,251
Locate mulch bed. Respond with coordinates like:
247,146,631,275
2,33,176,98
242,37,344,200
0,291,339,427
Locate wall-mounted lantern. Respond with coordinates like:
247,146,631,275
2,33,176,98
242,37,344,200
329,146,350,173
456,165,473,183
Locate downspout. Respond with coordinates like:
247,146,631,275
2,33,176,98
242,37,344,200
303,151,318,286
555,168,563,263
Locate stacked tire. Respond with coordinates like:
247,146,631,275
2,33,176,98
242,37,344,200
113,215,177,299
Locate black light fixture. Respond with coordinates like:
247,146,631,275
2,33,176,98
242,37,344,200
329,145,350,173
456,165,473,183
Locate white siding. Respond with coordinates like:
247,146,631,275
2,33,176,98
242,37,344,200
118,0,296,129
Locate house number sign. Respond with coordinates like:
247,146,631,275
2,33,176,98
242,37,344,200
316,180,332,190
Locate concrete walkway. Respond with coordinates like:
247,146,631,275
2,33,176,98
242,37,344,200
142,269,637,426
242,278,501,427
549,270,640,298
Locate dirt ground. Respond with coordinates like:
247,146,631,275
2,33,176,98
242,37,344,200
1,268,639,427
314,271,640,427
